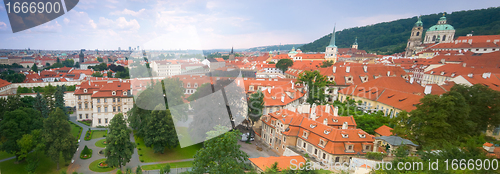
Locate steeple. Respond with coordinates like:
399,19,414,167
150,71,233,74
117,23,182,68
327,25,337,47
352,37,358,49
415,16,423,27
230,46,233,54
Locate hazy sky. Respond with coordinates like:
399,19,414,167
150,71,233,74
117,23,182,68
1,0,500,50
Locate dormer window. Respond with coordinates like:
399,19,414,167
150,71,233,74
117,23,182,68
112,91,116,95
302,131,308,139
123,91,127,95
83,89,88,93
194,83,198,88
310,123,317,128
187,83,191,88
359,133,366,138
319,139,326,147
324,129,331,134
342,134,348,138
332,119,338,123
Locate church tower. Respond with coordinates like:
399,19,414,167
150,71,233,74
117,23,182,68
229,46,235,60
325,26,338,62
352,37,358,49
405,16,424,57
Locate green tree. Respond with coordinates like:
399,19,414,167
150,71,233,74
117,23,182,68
57,58,60,63
107,71,113,78
54,86,67,115
92,72,103,77
320,60,334,68
43,108,77,170
16,129,42,161
144,105,179,153
192,127,249,174
450,84,500,135
297,70,334,105
392,91,472,148
136,165,142,174
275,59,293,73
62,59,74,67
31,63,38,72
248,90,264,138
159,164,171,174
0,108,42,161
97,57,104,62
0,70,26,83
264,162,280,173
74,62,80,69
105,113,135,169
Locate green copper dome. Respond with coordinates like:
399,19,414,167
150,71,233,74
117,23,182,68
427,24,454,31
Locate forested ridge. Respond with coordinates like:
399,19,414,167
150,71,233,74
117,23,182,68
299,7,500,55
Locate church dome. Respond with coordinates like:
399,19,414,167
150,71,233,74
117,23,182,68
427,24,454,31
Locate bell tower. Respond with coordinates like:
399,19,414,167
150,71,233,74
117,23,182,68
405,16,424,57
325,25,338,63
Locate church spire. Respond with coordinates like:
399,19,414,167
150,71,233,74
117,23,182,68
230,46,233,54
328,25,336,47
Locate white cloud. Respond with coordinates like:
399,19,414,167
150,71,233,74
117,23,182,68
0,21,7,30
98,17,140,32
110,8,146,17
63,18,70,24
106,0,119,3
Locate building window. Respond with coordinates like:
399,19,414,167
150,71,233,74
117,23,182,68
78,96,81,100
323,153,326,159
105,107,108,112
78,104,82,109
118,106,121,112
113,98,116,102
303,142,306,148
105,118,108,123
348,145,352,150
97,98,100,103
98,107,101,113
86,114,88,119
98,119,101,123
335,157,340,162
104,98,107,103
117,98,120,102
85,103,88,109
314,149,318,155
365,145,370,150
79,114,82,119
113,106,116,112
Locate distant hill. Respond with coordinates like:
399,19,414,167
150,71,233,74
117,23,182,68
246,44,304,52
299,7,500,55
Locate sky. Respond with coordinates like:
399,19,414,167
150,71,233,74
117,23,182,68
1,0,500,50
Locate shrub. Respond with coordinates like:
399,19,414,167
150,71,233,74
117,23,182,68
136,165,142,174
116,169,123,174
304,153,309,158
138,148,141,150
80,145,92,159
140,160,144,162
137,143,140,145
139,154,143,156
366,152,387,161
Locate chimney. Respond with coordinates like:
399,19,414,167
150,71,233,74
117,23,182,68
291,82,294,89
410,77,414,84
323,119,328,125
334,106,338,116
441,59,445,64
468,73,473,78
387,71,391,76
346,66,350,73
332,66,336,73
363,65,367,72
424,85,432,95
303,103,310,114
325,104,330,113
281,95,285,103
342,122,348,129
463,63,467,67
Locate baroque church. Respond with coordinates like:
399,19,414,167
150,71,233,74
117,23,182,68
405,13,456,57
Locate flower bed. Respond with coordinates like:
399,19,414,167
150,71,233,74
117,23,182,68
84,129,92,141
78,119,92,126
98,161,109,168
80,145,93,159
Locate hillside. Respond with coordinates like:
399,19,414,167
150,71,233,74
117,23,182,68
246,44,304,52
299,7,500,55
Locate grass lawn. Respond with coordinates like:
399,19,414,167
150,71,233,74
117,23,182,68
134,129,202,163
69,121,82,139
0,153,69,174
95,139,108,148
91,130,107,140
89,158,115,172
142,161,193,170
0,150,14,160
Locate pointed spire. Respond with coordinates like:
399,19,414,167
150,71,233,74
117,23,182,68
230,46,233,54
328,24,337,47
354,37,358,45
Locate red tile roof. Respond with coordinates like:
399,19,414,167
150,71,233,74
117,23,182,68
317,63,409,86
374,125,393,136
249,156,306,171
484,142,494,147
262,83,305,106
0,78,11,88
